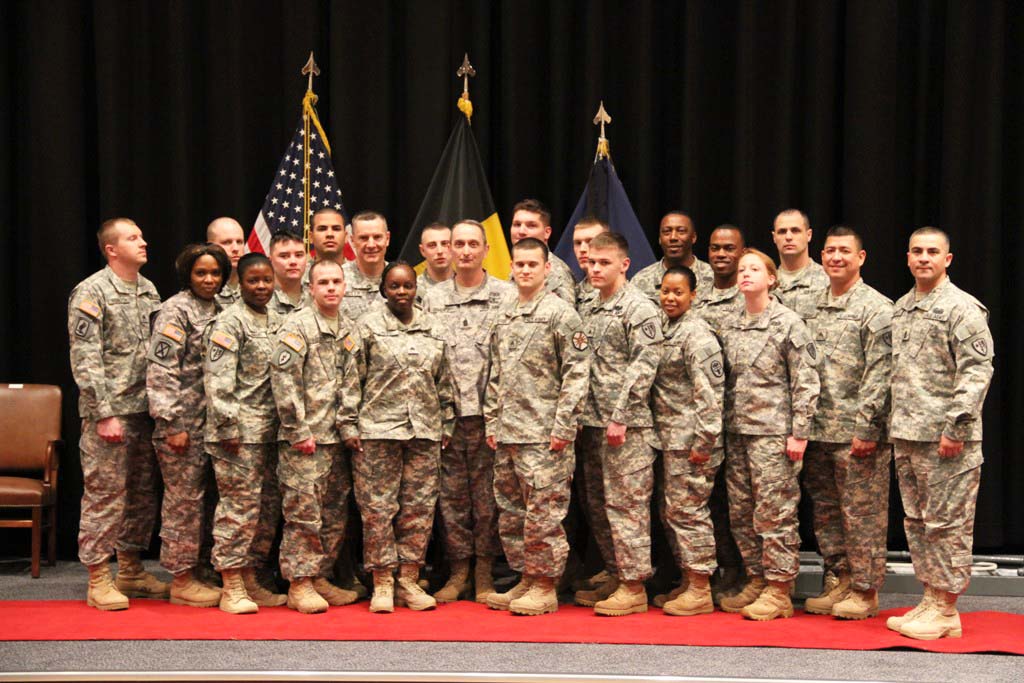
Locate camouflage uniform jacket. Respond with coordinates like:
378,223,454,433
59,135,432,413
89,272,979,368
575,277,597,310
341,260,386,321
579,283,663,427
215,281,241,308
720,299,820,438
146,290,219,437
422,274,513,417
510,252,576,304
268,287,310,316
775,259,829,320
204,302,283,444
805,279,893,443
270,306,353,445
890,278,993,443
484,291,591,443
339,307,455,442
415,270,452,306
630,257,715,304
68,266,161,419
650,310,725,453
693,284,744,337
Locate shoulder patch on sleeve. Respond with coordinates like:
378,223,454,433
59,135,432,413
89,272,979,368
210,331,238,352
281,332,306,353
276,348,297,368
703,353,726,384
77,299,101,319
72,314,96,339
343,335,357,352
572,330,590,351
160,324,186,343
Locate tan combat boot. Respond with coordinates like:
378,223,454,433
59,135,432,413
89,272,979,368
474,556,497,603
663,571,714,616
899,590,962,640
170,569,222,608
86,562,129,611
115,551,169,599
804,571,851,615
396,564,436,611
434,558,472,603
219,569,258,614
242,567,287,607
573,568,612,592
509,576,558,616
741,580,794,621
711,565,744,604
487,576,532,610
574,575,619,607
832,588,879,620
719,575,766,613
287,576,329,614
313,577,358,606
594,579,648,616
653,574,689,608
886,585,936,632
370,570,395,613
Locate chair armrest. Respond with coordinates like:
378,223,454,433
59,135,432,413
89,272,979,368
44,440,63,487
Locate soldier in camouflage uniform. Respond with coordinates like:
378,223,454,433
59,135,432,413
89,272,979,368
422,221,512,603
508,199,576,304
147,243,232,608
340,262,455,613
69,218,166,610
483,238,591,615
650,266,725,616
801,228,894,620
718,249,820,621
573,232,663,616
340,211,390,320
301,208,347,289
268,231,310,315
270,259,358,614
205,254,289,614
886,228,993,640
208,218,246,307
772,209,829,320
691,225,747,601
416,222,453,305
570,217,607,311
630,212,715,303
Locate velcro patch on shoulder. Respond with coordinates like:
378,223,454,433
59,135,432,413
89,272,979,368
343,335,357,352
160,324,186,343
210,331,238,352
77,299,101,319
281,332,306,353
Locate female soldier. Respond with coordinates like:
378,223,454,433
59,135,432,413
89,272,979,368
650,266,725,616
205,253,287,614
147,243,231,608
717,249,820,621
340,262,455,613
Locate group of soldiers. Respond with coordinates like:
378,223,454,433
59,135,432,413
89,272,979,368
67,199,992,641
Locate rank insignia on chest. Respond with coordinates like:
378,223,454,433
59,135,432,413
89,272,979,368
641,321,657,340
572,331,590,351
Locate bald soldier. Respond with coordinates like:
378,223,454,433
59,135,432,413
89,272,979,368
68,218,166,610
630,211,714,302
208,217,247,307
886,228,993,641
508,199,576,304
771,209,829,320
342,211,390,320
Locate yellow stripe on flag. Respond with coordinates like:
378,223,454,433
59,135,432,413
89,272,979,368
480,212,511,280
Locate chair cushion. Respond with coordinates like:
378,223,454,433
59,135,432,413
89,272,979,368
0,476,51,506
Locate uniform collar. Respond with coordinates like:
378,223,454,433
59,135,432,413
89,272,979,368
817,278,863,310
900,277,952,311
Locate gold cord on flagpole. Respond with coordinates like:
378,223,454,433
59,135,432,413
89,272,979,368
301,52,321,255
593,101,612,161
457,53,476,123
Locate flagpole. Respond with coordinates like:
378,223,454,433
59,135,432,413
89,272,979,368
593,101,612,162
301,52,321,255
457,53,476,124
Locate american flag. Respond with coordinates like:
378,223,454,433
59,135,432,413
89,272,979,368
246,115,353,259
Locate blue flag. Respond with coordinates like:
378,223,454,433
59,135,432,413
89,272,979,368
553,157,656,279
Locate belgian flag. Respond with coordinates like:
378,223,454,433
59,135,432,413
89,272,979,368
400,114,510,279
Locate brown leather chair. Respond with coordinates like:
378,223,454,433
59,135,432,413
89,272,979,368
0,384,62,577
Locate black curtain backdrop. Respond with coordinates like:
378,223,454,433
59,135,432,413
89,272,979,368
2,1,1021,558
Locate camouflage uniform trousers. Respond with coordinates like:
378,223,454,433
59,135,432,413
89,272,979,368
725,433,802,582
77,413,160,566
353,438,440,571
492,442,574,578
661,448,723,575
804,441,891,591
580,426,655,582
154,434,212,574
438,416,501,561
578,427,617,576
277,443,351,581
712,436,743,571
893,439,981,594
209,443,281,571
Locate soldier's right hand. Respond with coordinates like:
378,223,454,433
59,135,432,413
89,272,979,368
344,436,363,453
486,435,497,450
294,437,317,455
221,438,241,454
166,431,190,454
95,417,124,444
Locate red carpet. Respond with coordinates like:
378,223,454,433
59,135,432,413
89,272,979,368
1,600,1021,654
